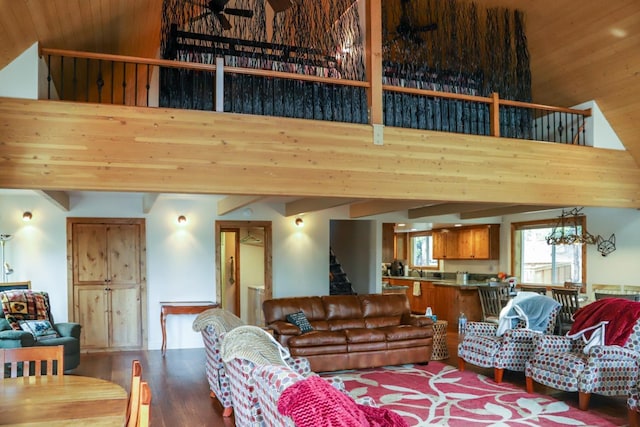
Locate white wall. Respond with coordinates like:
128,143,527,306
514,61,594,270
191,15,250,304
500,207,640,290
0,191,349,351
0,42,38,99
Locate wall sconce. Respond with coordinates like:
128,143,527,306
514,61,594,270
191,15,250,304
295,217,304,228
177,215,187,225
22,211,32,222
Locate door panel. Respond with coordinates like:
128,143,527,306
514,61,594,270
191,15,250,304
109,285,142,348
74,286,109,349
108,224,141,285
73,224,108,285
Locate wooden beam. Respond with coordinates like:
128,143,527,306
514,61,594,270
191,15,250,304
35,190,69,211
285,197,355,217
350,200,430,218
365,0,383,125
2,99,640,209
217,195,264,216
460,205,558,220
142,193,159,214
408,202,501,219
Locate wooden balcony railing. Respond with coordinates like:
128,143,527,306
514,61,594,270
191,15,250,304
40,47,591,145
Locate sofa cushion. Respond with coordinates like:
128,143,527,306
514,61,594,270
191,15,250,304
322,296,363,320
381,325,434,341
289,330,346,347
263,296,325,324
286,311,314,333
344,328,386,343
19,319,59,341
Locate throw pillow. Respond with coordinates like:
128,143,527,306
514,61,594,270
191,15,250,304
286,311,314,333
19,319,59,341
0,290,52,330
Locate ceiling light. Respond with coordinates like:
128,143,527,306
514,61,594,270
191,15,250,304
295,217,304,227
22,211,32,222
177,215,187,225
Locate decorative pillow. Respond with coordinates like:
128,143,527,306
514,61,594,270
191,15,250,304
19,319,59,341
0,290,52,331
286,311,314,333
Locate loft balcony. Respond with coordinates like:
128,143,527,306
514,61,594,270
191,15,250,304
40,43,591,147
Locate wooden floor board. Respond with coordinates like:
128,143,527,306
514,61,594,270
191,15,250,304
70,333,627,426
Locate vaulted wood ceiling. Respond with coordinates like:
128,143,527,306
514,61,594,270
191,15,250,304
1,0,638,220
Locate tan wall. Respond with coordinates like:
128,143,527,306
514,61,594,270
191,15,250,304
1,97,639,209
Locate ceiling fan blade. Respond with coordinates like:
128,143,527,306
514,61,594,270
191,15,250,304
189,11,211,23
224,8,254,18
216,13,232,30
210,0,230,12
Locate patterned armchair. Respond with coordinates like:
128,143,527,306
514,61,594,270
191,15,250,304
252,364,375,426
192,308,245,417
458,294,561,383
220,325,313,427
525,298,640,411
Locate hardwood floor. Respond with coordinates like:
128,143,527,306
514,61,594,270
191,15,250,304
72,333,629,426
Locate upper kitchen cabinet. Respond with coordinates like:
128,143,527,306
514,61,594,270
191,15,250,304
432,230,459,259
382,223,407,262
434,225,500,260
382,223,395,262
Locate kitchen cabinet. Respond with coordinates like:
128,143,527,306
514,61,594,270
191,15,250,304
434,224,499,260
382,223,395,262
68,219,147,350
388,278,434,314
432,231,459,259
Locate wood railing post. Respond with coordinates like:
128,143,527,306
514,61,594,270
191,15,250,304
215,57,224,112
490,92,500,137
365,0,383,132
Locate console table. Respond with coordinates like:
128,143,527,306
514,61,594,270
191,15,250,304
160,301,218,356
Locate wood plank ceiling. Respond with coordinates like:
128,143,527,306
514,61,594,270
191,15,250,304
0,0,638,221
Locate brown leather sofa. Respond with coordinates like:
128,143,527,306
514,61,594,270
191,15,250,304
262,293,434,372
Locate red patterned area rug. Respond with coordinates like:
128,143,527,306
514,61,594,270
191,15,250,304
322,362,624,427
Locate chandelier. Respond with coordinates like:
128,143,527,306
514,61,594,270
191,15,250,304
545,207,598,245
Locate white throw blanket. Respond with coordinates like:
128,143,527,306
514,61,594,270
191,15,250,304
497,292,560,336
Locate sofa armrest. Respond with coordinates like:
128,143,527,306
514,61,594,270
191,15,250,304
54,322,81,339
0,329,35,347
465,321,498,336
268,321,301,336
403,314,433,327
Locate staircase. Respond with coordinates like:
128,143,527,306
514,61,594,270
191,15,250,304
329,247,356,295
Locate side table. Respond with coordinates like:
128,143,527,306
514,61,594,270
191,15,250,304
431,320,449,360
160,301,219,356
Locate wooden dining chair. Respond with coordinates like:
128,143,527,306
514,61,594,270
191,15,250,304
126,360,143,427
137,381,152,427
519,285,548,295
477,285,510,323
551,288,580,334
4,345,64,378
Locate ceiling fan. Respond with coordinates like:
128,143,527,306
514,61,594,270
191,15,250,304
392,0,437,44
189,0,254,31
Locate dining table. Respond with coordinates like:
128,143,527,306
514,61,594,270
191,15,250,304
0,374,128,426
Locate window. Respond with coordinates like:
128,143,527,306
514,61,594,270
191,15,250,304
409,232,439,269
511,217,586,285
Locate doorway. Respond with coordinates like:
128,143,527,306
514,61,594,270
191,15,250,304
215,221,272,326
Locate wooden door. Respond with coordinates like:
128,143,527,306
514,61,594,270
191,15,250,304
74,285,109,349
109,284,142,348
68,218,146,351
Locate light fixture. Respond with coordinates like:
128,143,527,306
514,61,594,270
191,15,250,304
546,207,598,245
177,215,187,225
22,211,32,222
295,217,304,228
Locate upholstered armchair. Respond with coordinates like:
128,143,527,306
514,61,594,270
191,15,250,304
220,325,313,427
525,298,640,411
458,293,561,383
252,364,378,427
192,308,245,417
0,290,81,371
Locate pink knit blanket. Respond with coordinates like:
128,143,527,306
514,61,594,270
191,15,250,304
277,375,408,427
